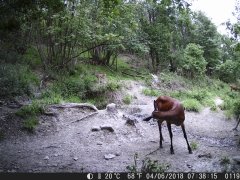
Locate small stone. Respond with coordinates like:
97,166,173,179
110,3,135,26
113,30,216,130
54,154,58,157
106,103,117,112
44,156,49,160
198,153,212,158
91,127,101,132
97,142,103,145
104,154,116,160
73,157,78,161
115,152,121,156
187,164,192,168
150,140,157,143
100,125,114,132
123,114,138,126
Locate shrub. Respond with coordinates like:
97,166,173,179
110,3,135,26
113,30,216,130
181,43,207,78
183,99,202,112
123,94,133,104
216,60,238,83
142,88,159,97
16,102,44,118
126,153,169,173
23,116,39,132
190,141,198,150
141,157,170,173
0,63,39,98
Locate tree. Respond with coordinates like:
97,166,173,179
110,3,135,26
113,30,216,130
192,11,220,76
181,43,207,78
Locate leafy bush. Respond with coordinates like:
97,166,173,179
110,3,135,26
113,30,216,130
181,43,207,78
0,63,39,98
182,98,202,112
123,94,133,104
22,46,41,68
190,141,198,150
141,157,169,173
126,153,169,173
23,116,39,132
142,88,159,96
216,60,238,83
16,102,44,118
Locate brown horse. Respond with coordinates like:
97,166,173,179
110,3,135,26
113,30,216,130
144,96,192,154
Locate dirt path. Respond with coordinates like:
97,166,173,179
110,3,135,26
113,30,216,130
0,80,239,173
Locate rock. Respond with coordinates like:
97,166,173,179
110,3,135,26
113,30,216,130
104,154,116,160
198,153,212,158
91,127,101,132
123,114,138,126
100,125,114,132
106,103,117,113
73,157,78,161
44,156,49,160
151,74,159,84
232,156,240,164
115,152,121,156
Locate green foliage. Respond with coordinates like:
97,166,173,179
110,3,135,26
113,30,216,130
23,116,39,132
182,98,202,112
182,43,207,78
221,94,240,118
126,153,138,173
123,94,133,104
190,141,198,150
141,157,169,173
216,60,238,83
16,102,44,118
192,11,220,74
220,156,230,165
0,63,39,98
22,46,41,68
142,88,159,97
126,153,169,173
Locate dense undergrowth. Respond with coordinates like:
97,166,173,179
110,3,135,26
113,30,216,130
0,49,240,132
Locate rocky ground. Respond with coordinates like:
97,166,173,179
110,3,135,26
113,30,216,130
0,80,239,173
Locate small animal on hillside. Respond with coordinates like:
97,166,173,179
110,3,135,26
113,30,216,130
95,72,107,84
143,96,192,154
230,84,240,91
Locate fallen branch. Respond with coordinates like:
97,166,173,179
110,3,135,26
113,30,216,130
70,111,99,123
48,103,98,111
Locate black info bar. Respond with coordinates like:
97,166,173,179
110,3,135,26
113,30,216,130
1,172,239,180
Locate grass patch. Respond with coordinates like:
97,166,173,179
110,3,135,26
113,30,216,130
182,98,202,112
220,156,230,165
23,116,39,132
141,157,170,173
126,153,169,173
190,141,198,150
0,63,39,98
123,94,133,105
16,102,44,118
142,88,159,97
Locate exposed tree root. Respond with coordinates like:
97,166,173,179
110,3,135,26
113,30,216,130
70,111,99,123
48,103,99,111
